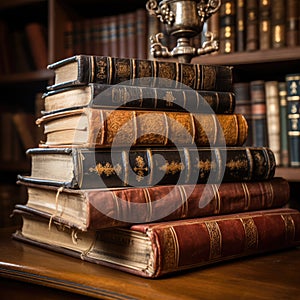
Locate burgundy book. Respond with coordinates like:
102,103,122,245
16,177,289,231
13,207,300,278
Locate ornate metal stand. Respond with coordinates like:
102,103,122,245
146,0,221,63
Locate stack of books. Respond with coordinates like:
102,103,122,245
13,54,300,278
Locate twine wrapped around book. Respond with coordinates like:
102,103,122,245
48,186,64,230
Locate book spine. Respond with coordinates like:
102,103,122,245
85,177,289,229
286,0,299,47
77,146,275,188
219,0,236,54
265,81,281,165
246,0,259,51
49,55,233,92
259,0,271,50
278,82,289,167
233,82,253,146
236,0,245,52
86,109,248,147
250,80,268,147
286,73,300,167
138,208,300,277
271,0,286,48
88,84,236,114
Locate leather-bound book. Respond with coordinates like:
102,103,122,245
259,0,271,50
13,207,300,278
15,177,290,231
286,0,299,47
236,0,245,52
46,55,233,92
271,0,286,48
246,0,259,51
233,82,253,146
278,82,289,167
265,81,281,165
285,73,300,167
19,146,275,189
250,80,268,147
219,0,236,54
42,83,235,115
36,108,248,147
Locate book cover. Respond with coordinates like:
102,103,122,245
36,107,248,148
271,0,285,48
46,55,233,92
259,0,271,50
42,83,236,115
265,81,281,165
278,82,289,167
246,0,259,51
13,207,300,278
286,0,299,47
233,82,253,146
20,146,276,189
219,0,236,54
250,80,268,147
236,0,245,52
16,177,290,231
285,73,300,167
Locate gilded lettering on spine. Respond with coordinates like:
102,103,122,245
281,214,295,243
241,217,258,251
160,227,179,271
205,221,222,259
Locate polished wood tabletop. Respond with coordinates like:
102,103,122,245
0,227,300,300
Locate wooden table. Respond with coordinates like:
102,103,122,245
1,227,300,300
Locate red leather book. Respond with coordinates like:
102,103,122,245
15,177,290,231
13,207,300,278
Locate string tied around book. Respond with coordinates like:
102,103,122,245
48,186,65,230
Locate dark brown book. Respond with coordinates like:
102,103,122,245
219,0,236,54
250,80,268,147
36,107,248,148
233,82,253,146
246,0,259,51
13,207,300,278
136,8,148,59
259,0,271,50
15,177,290,231
286,0,299,47
46,55,233,92
42,83,235,115
236,0,246,52
19,146,276,189
25,22,48,70
271,0,285,48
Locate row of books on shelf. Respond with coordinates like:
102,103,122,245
209,0,300,54
0,21,48,74
63,7,204,61
12,54,300,279
233,73,300,168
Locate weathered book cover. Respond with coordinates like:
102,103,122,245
46,55,233,92
42,83,235,115
36,108,248,147
236,0,245,52
259,0,271,50
286,0,299,47
271,0,286,48
20,146,276,189
246,0,259,51
13,207,300,278
286,73,300,167
16,177,290,231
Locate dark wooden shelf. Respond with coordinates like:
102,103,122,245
275,167,300,182
192,47,300,66
0,69,53,85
